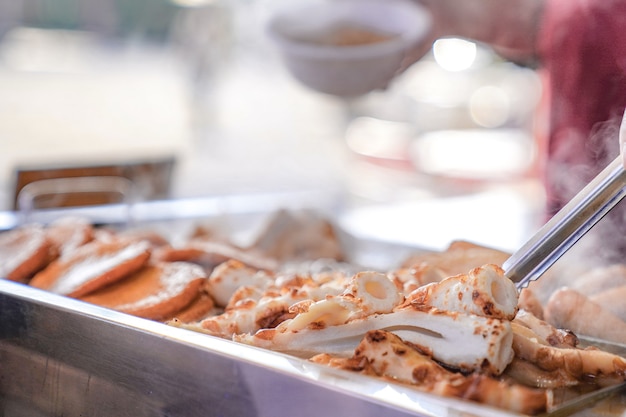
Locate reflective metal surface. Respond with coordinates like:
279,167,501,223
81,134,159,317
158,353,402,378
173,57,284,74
0,190,341,232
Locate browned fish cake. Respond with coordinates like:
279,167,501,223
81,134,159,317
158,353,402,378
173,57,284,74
251,209,345,262
401,240,510,277
163,291,216,323
154,240,277,272
117,228,171,248
0,225,52,282
81,262,207,321
44,216,94,257
29,239,151,297
544,288,626,345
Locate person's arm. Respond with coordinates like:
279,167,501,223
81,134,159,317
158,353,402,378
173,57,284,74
402,0,545,69
426,0,543,53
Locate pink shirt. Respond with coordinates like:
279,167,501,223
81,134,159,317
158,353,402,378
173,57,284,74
538,0,626,216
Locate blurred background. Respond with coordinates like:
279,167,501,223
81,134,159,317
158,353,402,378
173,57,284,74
0,0,546,251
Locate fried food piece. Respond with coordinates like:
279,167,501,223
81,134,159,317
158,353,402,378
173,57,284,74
544,288,626,345
401,240,510,277
206,259,275,308
240,301,514,375
505,314,584,388
30,239,151,297
513,309,578,349
511,320,626,387
154,240,277,272
518,288,545,320
278,271,403,333
44,216,94,257
0,225,52,282
197,270,350,338
571,264,626,296
590,285,626,321
402,264,518,320
163,291,216,323
81,262,207,321
503,357,581,389
202,296,291,338
251,209,345,262
388,263,447,293
237,265,516,374
117,228,170,248
312,330,548,415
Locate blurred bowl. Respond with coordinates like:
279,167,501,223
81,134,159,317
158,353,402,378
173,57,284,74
267,0,431,97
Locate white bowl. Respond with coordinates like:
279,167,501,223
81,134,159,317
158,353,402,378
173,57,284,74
267,0,431,97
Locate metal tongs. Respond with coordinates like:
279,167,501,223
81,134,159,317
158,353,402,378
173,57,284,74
504,112,626,289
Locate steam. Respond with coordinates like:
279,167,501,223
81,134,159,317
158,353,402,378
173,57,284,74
550,113,625,268
528,113,626,302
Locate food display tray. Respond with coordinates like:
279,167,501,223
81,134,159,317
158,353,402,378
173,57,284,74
1,195,625,417
0,280,513,417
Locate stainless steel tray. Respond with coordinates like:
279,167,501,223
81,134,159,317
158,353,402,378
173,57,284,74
3,280,625,417
2,280,524,417
1,195,625,417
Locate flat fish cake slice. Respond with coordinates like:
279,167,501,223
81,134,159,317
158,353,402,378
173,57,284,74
544,287,626,345
81,262,207,321
590,285,626,321
163,291,216,323
30,239,151,297
155,240,277,271
0,225,52,282
44,217,94,257
401,240,510,277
